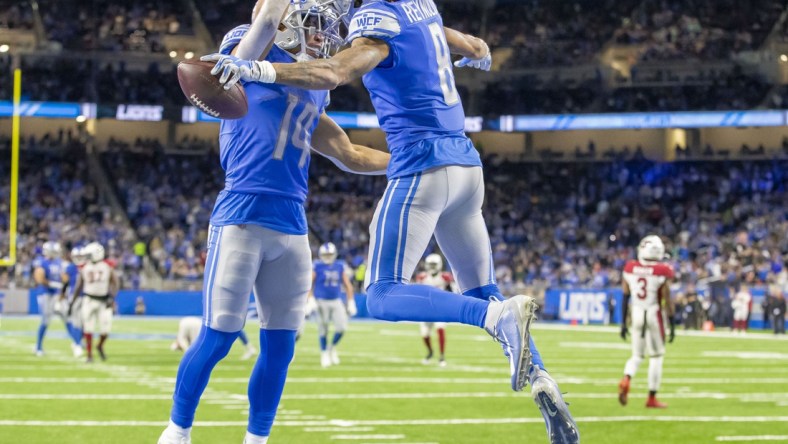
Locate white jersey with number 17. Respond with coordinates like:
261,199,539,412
81,261,113,297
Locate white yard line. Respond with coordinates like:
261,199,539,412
716,436,788,442
1,391,786,402
330,435,406,440
2,416,788,427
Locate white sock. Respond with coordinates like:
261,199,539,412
648,356,663,391
165,420,191,438
244,431,269,443
623,356,642,378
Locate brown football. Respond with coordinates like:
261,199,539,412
177,60,248,120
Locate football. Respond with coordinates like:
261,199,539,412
177,60,248,119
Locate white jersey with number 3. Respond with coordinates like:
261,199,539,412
81,261,113,296
622,260,674,311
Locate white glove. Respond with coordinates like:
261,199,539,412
347,299,358,317
200,54,277,89
305,297,318,317
454,42,492,72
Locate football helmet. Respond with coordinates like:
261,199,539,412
43,241,62,259
319,242,338,264
637,235,665,264
276,0,348,60
71,247,88,266
83,242,106,263
424,254,443,275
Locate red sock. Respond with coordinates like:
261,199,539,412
423,337,433,354
98,334,108,349
437,328,446,355
84,333,93,358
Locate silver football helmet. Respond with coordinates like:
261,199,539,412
276,0,349,60
319,242,338,264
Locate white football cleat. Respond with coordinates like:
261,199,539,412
33,348,44,357
158,430,191,444
438,357,447,367
158,421,191,444
330,348,340,366
531,368,580,444
320,351,332,368
483,294,537,391
71,343,84,358
241,345,257,361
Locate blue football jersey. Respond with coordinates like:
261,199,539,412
347,0,481,178
210,25,330,235
313,261,346,300
65,262,80,298
38,258,66,294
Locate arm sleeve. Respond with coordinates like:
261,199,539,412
219,25,251,55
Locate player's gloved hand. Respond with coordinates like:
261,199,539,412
200,54,276,89
454,41,491,72
347,299,358,317
620,325,628,340
305,297,318,317
668,319,676,343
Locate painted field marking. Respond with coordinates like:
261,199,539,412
1,416,788,427
716,436,788,442
331,434,406,440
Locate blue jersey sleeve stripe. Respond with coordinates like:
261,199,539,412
347,28,399,42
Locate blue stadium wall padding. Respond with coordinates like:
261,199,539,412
543,288,623,324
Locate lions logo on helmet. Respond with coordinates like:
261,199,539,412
424,254,443,276
637,235,665,264
83,242,106,263
319,242,338,264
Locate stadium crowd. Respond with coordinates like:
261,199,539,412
614,0,783,61
2,134,786,296
41,0,190,52
0,134,140,289
0,0,784,115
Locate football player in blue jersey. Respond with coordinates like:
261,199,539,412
309,242,356,367
157,1,389,443
205,0,579,442
60,246,87,358
32,241,70,356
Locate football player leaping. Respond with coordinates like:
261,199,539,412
619,235,676,408
415,254,454,366
61,246,88,358
158,1,390,443
206,0,579,442
309,242,357,368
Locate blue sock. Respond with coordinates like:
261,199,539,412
465,285,547,372
331,332,344,346
366,282,488,327
463,284,504,301
530,336,545,372
73,326,83,345
36,324,47,351
238,330,249,345
319,336,327,351
248,329,296,437
170,326,239,428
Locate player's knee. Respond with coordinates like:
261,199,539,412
366,282,397,320
211,313,246,333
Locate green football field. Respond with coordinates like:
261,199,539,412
1,317,786,444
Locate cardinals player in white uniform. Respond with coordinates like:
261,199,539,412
414,254,456,366
731,285,752,335
619,235,675,408
70,242,118,363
